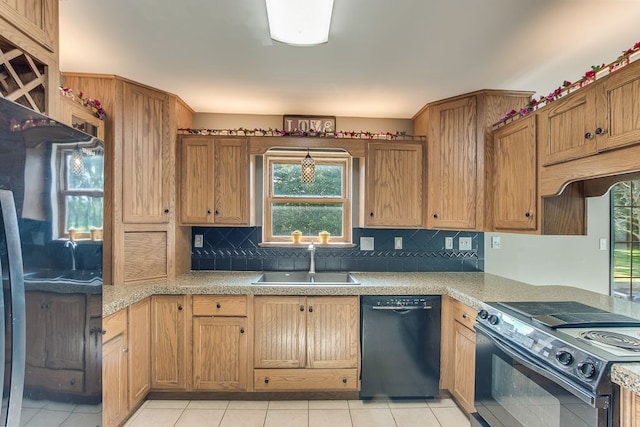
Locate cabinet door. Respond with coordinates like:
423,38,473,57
128,298,151,408
254,296,306,369
428,96,478,229
122,83,170,223
192,317,248,390
453,321,475,414
151,295,188,390
492,116,537,230
365,142,424,227
180,136,215,224
214,138,250,225
539,85,597,166
596,64,640,152
306,296,359,369
102,332,128,427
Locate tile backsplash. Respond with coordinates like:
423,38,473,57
192,227,484,272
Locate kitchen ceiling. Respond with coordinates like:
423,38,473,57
59,0,640,119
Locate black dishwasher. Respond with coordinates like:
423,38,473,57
360,295,441,399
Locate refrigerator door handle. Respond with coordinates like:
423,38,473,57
0,190,26,427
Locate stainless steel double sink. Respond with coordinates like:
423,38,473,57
252,271,360,286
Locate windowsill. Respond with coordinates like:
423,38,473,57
259,242,357,248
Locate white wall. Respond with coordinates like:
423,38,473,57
192,113,413,135
484,194,610,295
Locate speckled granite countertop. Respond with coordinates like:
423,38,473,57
102,270,640,394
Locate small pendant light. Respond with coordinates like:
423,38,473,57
71,144,84,176
301,148,315,184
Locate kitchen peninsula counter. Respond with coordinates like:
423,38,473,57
102,270,640,394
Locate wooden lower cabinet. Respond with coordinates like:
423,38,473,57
441,296,476,414
128,298,151,409
151,295,189,390
192,316,248,391
621,387,640,427
102,310,129,427
253,296,360,391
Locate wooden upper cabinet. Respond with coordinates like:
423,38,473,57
122,83,171,224
539,84,597,166
595,63,640,152
365,141,424,228
491,115,537,231
427,96,478,229
180,136,215,224
180,136,249,225
0,0,57,51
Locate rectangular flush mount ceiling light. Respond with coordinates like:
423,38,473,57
265,0,334,45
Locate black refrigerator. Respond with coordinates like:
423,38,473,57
0,97,103,426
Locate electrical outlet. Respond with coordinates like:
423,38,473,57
394,237,403,250
599,238,607,251
445,237,454,250
360,237,374,251
459,237,472,251
491,236,501,249
194,234,204,248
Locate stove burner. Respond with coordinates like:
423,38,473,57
580,330,640,352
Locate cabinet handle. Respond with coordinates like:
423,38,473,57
164,209,169,214
264,377,269,384
462,313,468,319
308,306,314,313
584,132,594,139
300,305,305,312
207,209,212,214
525,212,533,218
70,378,76,386
595,127,606,135
216,303,221,309
122,348,128,353
101,329,107,335
178,304,183,311
433,213,438,219
369,212,374,217
342,377,348,384
215,210,220,215
240,328,245,334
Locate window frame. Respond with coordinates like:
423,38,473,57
55,145,104,240
263,150,352,244
610,179,640,301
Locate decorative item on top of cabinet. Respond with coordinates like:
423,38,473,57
60,94,105,140
180,135,250,226
253,296,359,391
364,141,424,228
191,295,250,391
413,90,534,231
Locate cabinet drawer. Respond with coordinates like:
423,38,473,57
103,309,127,343
452,299,476,331
192,295,247,316
254,369,358,391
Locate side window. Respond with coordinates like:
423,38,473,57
611,179,640,301
263,151,352,243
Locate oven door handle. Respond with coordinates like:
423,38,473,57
477,326,610,409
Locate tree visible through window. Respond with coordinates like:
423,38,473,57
611,179,640,301
264,151,351,243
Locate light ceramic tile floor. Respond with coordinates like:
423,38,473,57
124,398,470,427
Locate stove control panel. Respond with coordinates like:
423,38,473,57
476,302,610,394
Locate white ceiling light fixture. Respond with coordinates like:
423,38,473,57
265,0,334,46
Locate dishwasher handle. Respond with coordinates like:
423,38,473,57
371,305,433,311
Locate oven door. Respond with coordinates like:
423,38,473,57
473,325,612,427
